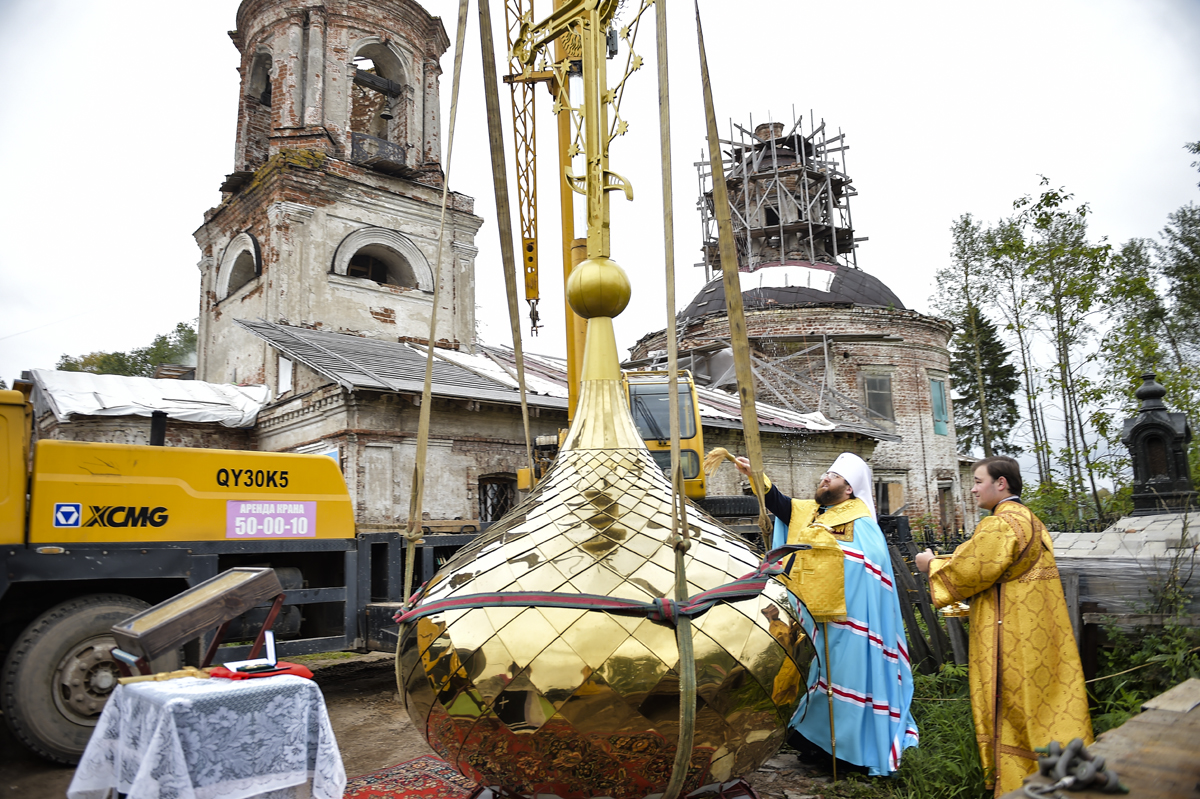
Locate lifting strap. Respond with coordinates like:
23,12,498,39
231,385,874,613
479,0,535,474
695,1,772,551
403,0,470,606
654,4,696,799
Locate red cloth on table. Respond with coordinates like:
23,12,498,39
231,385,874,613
209,661,314,680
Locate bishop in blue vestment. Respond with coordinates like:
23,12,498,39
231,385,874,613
737,453,918,776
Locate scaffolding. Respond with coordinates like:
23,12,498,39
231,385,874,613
695,111,862,281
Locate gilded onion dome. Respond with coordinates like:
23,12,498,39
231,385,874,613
398,260,814,799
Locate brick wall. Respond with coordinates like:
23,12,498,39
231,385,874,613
631,304,963,527
35,414,255,451
230,0,449,171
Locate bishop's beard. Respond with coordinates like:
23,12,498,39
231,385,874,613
814,486,845,507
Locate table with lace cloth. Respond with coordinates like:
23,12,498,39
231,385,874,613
68,675,346,799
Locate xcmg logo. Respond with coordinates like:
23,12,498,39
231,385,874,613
84,506,169,528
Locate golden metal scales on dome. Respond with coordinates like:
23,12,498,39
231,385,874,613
397,3,816,798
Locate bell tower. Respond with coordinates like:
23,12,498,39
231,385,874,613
195,0,482,387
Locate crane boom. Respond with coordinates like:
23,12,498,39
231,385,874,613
504,0,543,335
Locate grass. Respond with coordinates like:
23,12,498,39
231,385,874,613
1089,621,1200,734
889,664,990,799
774,664,990,799
288,649,368,663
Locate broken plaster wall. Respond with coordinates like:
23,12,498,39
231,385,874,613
700,425,878,500
195,154,482,388
33,413,255,451
253,381,562,528
231,0,449,171
632,304,959,527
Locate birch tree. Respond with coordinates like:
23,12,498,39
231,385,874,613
1015,180,1110,519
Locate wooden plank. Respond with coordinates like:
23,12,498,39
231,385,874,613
1082,612,1200,628
111,568,283,661
907,556,955,661
1142,678,1200,713
1061,571,1082,650
1002,700,1200,799
887,545,940,672
889,545,951,664
945,617,969,666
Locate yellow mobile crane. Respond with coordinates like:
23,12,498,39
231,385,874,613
0,385,428,764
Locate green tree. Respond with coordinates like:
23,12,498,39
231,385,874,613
986,217,1052,483
1157,203,1200,348
58,321,198,378
1015,179,1111,519
1094,143,1200,498
934,215,1002,456
949,304,1021,456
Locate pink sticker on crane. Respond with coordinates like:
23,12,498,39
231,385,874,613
226,500,317,538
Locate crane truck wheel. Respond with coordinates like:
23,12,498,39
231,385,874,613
1,593,180,764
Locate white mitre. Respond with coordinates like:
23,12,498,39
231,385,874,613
829,452,877,521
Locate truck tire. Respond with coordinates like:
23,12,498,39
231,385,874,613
696,495,763,518
0,593,180,764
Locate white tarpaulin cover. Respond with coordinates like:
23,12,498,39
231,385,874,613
30,369,270,428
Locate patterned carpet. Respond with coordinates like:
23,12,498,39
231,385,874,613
344,755,478,799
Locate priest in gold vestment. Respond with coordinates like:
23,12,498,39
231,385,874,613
917,457,1092,796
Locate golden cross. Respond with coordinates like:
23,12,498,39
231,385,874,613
792,552,818,585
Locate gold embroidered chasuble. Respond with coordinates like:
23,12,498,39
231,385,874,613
928,501,1092,796
776,497,872,622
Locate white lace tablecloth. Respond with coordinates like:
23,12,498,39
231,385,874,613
68,675,346,799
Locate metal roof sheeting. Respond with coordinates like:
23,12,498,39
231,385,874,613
237,321,884,440
236,320,567,409
681,261,906,319
30,369,269,427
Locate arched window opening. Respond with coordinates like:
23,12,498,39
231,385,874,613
244,52,273,170
479,475,517,523
227,250,257,296
347,244,415,288
331,227,433,290
350,45,406,143
218,232,261,300
249,53,272,106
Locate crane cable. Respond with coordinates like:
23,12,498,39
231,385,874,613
403,0,471,608
695,1,772,551
654,4,697,799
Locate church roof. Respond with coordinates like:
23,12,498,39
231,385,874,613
680,262,906,320
29,369,268,428
238,321,883,439
236,319,568,410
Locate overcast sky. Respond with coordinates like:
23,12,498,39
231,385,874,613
1,0,1198,390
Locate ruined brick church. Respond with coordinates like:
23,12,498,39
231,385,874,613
27,0,973,535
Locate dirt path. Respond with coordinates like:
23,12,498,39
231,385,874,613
0,653,424,799
0,653,849,799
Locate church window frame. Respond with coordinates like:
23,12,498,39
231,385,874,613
331,227,434,292
930,378,950,436
278,355,294,396
478,473,518,523
216,232,262,301
347,38,412,145
859,367,896,425
247,50,273,107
